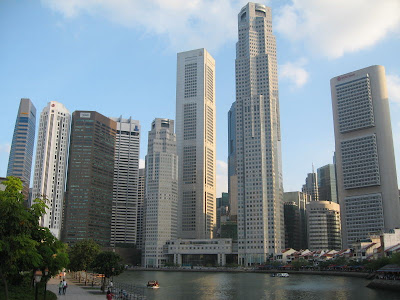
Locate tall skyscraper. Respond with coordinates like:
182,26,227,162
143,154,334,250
176,48,216,239
234,3,284,265
32,101,70,239
228,103,238,220
136,168,145,250
283,192,310,250
302,171,319,201
144,119,178,267
110,117,141,247
331,65,400,248
7,98,36,200
62,111,116,246
317,164,338,203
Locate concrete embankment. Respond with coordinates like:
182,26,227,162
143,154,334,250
130,267,370,278
367,279,400,291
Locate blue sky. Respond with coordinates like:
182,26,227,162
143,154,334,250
1,0,400,197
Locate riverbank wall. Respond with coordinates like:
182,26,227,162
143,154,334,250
129,267,370,278
367,279,400,291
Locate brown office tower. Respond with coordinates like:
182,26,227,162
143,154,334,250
62,111,116,246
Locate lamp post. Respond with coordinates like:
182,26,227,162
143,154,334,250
34,270,42,300
43,268,49,300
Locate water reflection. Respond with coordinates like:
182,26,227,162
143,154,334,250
115,270,399,300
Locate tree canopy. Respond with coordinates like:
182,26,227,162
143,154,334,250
68,239,101,272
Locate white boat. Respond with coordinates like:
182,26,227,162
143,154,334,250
276,273,289,277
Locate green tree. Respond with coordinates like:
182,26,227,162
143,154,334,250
0,177,69,300
291,258,309,270
68,239,100,282
91,251,124,291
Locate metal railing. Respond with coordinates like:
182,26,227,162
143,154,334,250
111,282,146,299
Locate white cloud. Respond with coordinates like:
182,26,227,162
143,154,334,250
216,160,228,198
139,158,145,169
279,58,309,88
387,74,400,104
275,0,400,58
42,0,250,52
0,143,11,154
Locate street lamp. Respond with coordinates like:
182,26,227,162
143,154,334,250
43,268,49,300
34,270,42,300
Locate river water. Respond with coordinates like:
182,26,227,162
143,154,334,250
115,270,400,300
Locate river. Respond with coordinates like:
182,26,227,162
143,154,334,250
115,270,400,300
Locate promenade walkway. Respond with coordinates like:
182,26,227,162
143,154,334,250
47,275,105,299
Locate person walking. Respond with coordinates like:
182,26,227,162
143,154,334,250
62,279,68,295
58,281,63,295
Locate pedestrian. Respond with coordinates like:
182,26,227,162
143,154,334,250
106,290,113,300
62,279,68,294
58,281,63,295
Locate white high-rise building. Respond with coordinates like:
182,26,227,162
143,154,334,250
32,101,71,239
144,119,178,267
331,65,400,248
176,48,216,239
110,117,140,247
234,3,284,265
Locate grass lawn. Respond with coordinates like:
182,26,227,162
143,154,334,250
0,276,57,300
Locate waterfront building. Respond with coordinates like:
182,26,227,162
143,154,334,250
110,116,141,248
7,98,36,200
306,201,342,250
167,238,234,266
32,101,70,239
136,168,145,250
176,48,216,239
331,65,400,248
228,103,238,220
62,111,116,246
302,171,319,201
283,192,310,250
144,119,178,268
234,3,284,265
317,164,338,203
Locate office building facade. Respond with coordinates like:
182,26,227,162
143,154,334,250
228,103,238,220
234,3,284,265
62,111,116,246
110,117,141,247
283,192,310,250
144,119,178,267
32,101,70,239
7,98,36,200
306,200,342,250
136,168,145,250
176,48,216,239
302,171,319,201
317,164,338,203
331,65,400,247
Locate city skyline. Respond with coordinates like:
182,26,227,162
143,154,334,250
1,1,400,197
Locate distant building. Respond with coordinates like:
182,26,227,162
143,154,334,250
331,65,400,248
110,117,141,248
306,201,342,250
144,119,178,268
176,48,216,240
32,101,70,239
302,171,319,201
284,192,310,250
136,168,145,250
62,111,116,246
317,164,337,203
7,98,36,200
216,192,229,237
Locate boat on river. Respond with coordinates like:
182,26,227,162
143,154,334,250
271,273,289,277
147,281,160,288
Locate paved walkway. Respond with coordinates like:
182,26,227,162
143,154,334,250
47,275,106,299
